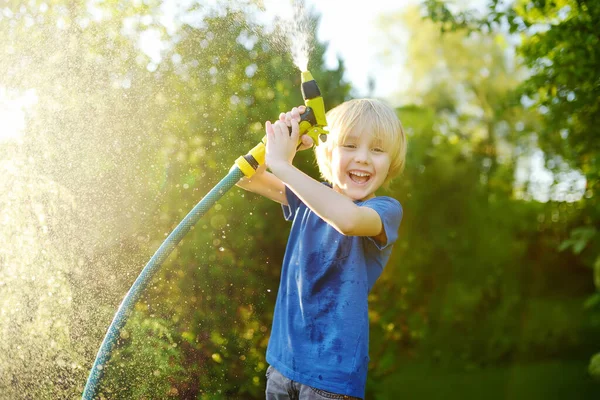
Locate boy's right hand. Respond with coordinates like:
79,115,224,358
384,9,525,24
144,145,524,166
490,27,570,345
278,105,314,151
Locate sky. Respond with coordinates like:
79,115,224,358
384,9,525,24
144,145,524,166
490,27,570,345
264,0,418,103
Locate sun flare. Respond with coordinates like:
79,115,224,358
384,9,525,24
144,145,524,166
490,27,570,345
0,88,37,142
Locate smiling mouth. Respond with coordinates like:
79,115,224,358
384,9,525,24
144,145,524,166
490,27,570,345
348,171,371,184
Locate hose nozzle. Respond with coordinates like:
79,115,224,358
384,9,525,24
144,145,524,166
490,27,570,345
235,69,329,178
299,71,328,145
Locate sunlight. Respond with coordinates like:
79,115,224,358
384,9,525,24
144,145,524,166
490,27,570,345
0,88,37,142
514,149,586,202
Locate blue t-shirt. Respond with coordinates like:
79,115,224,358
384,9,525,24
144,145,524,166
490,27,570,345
266,185,403,398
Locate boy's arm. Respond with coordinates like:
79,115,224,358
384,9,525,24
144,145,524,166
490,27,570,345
235,165,288,205
269,161,385,241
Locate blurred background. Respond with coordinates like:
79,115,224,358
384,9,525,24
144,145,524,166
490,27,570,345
1,0,599,398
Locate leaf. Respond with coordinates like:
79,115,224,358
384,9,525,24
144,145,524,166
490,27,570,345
559,226,597,254
573,240,587,255
557,239,573,252
589,352,600,380
583,292,600,310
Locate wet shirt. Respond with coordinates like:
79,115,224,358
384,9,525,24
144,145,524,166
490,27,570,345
266,186,402,398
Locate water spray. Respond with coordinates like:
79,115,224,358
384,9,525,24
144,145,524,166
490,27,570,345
81,69,328,399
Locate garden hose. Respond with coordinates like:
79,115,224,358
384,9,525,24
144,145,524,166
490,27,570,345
82,167,244,399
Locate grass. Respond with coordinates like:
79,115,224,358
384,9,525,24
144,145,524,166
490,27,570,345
372,360,600,400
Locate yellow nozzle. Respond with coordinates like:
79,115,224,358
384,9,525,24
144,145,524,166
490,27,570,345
301,70,314,83
300,71,327,144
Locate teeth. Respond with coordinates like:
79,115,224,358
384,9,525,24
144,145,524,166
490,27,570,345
350,171,370,177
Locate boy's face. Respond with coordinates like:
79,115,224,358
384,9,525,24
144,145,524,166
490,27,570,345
330,130,391,201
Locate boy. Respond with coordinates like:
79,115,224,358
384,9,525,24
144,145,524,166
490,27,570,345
237,99,406,399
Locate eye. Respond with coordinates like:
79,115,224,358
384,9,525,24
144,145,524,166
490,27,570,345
342,143,356,149
372,147,384,153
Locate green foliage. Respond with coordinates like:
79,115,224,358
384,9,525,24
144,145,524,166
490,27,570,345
420,0,600,390
99,313,186,399
589,352,600,381
423,0,600,180
559,226,597,254
366,101,598,397
374,360,599,400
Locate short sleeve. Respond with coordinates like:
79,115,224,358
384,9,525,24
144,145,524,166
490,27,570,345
362,197,402,250
281,185,302,221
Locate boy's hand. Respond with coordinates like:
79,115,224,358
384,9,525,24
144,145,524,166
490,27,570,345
278,106,314,151
266,106,311,173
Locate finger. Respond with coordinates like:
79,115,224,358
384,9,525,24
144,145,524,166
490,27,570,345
285,111,293,126
279,112,286,122
276,118,293,137
291,107,300,122
265,121,275,138
301,134,314,149
297,134,314,151
298,105,306,114
274,120,288,135
290,117,299,141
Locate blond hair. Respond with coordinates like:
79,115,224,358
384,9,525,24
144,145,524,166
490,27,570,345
315,98,407,188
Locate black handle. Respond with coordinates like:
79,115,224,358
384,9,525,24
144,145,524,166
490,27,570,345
287,107,317,135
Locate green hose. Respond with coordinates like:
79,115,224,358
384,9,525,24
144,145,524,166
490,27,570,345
82,166,245,399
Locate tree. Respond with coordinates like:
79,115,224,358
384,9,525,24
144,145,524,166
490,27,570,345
377,6,537,196
361,6,599,398
423,0,600,379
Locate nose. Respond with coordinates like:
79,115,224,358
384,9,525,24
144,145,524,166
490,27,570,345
354,146,370,164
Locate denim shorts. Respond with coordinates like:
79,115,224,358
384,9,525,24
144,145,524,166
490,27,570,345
265,365,362,400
